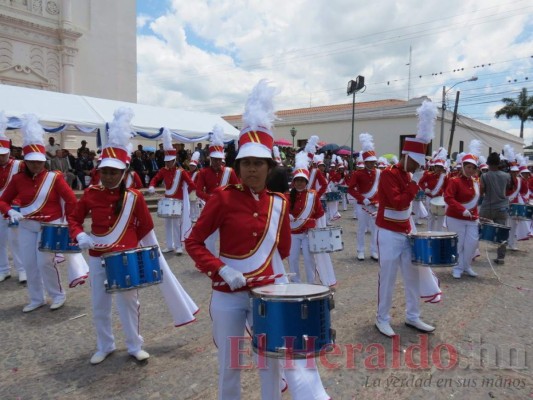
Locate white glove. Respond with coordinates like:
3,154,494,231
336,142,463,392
462,209,472,218
7,209,23,224
218,265,246,291
76,232,95,250
424,188,432,194
147,186,155,194
363,198,371,206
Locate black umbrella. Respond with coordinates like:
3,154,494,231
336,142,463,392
317,143,340,153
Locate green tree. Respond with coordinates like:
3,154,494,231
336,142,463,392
495,87,533,139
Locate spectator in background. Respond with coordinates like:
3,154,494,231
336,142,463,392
11,146,23,160
45,136,61,165
77,140,88,157
145,152,160,183
177,143,188,166
155,143,165,168
131,150,148,187
50,149,76,188
75,149,94,189
225,142,236,168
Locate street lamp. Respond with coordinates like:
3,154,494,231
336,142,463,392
439,76,478,147
347,75,365,168
290,127,297,148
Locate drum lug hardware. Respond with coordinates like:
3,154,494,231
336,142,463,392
301,303,308,319
329,296,335,310
152,269,159,280
330,328,336,343
55,241,61,250
125,275,131,287
303,334,309,347
275,347,288,354
258,302,266,317
122,255,128,265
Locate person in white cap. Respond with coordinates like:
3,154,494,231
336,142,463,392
0,111,26,283
148,128,195,255
375,100,439,337
505,148,528,251
348,133,380,261
68,108,199,365
444,139,482,279
0,114,77,312
188,150,201,222
419,147,449,231
186,80,330,400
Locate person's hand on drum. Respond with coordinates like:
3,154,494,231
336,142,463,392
363,198,371,206
7,209,23,224
147,186,155,195
218,265,246,291
424,188,432,194
76,232,95,250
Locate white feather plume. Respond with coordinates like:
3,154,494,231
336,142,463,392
456,152,465,164
0,111,8,137
359,133,375,152
107,107,134,154
295,151,308,170
273,145,281,159
468,139,482,158
516,153,527,167
210,124,225,147
191,151,200,163
315,153,325,164
242,79,277,131
391,155,399,164
416,100,438,144
162,127,173,151
503,144,516,162
21,114,45,147
433,147,448,161
478,155,487,165
305,135,319,154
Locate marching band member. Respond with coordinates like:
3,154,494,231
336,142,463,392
185,80,330,400
305,137,328,204
444,140,482,279
0,115,80,312
375,100,440,337
505,149,529,250
335,161,349,211
188,151,201,222
325,155,342,222
148,128,195,255
68,108,198,365
195,126,239,256
348,133,380,261
0,112,25,283
419,147,449,231
287,152,325,283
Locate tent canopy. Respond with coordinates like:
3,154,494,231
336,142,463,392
0,84,239,139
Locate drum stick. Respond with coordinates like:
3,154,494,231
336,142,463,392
361,206,377,217
213,272,296,287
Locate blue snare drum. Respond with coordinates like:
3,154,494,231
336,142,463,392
251,283,335,359
325,191,342,201
8,205,20,227
509,203,533,220
479,222,510,243
410,231,458,267
337,185,348,194
415,190,426,202
102,245,162,292
39,223,81,253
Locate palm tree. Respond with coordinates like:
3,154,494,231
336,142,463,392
494,88,533,139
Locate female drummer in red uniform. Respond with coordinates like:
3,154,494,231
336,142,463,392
0,115,78,312
185,81,330,400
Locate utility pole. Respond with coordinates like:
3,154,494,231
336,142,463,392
448,91,461,155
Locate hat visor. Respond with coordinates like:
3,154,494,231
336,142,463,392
24,153,46,161
209,151,225,159
406,152,426,166
363,156,377,162
293,171,309,182
0,148,10,155
164,155,176,162
235,145,272,160
99,159,127,169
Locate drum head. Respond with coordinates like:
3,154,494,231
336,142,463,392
251,283,330,298
411,231,457,238
430,196,445,206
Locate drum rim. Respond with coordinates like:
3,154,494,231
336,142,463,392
40,222,69,228
409,231,458,238
479,222,510,229
102,245,159,259
413,261,458,267
251,346,332,359
157,198,182,203
104,279,162,292
250,283,331,299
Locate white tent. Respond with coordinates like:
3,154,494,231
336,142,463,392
0,84,239,141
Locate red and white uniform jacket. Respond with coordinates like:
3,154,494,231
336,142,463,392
506,176,525,204
125,171,143,189
347,167,380,204
418,171,448,198
307,167,328,198
185,184,291,293
376,164,419,234
68,186,154,257
149,167,196,200
0,169,77,222
0,159,24,206
195,166,239,202
444,175,480,220
286,189,324,234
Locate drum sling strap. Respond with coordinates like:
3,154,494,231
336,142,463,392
20,172,57,217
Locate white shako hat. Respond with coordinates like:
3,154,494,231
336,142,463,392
0,111,10,155
273,145,282,165
209,124,226,159
21,114,46,161
162,128,177,161
293,151,310,181
305,135,319,163
432,147,448,167
236,79,277,160
359,133,377,161
503,144,519,171
402,100,438,166
462,139,482,166
190,151,200,167
100,107,134,169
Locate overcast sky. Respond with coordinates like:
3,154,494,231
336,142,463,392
137,0,533,145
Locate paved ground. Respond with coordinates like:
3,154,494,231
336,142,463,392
1,208,532,399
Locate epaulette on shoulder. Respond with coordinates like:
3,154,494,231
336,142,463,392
224,184,244,191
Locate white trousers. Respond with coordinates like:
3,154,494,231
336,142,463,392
376,227,420,323
445,217,478,274
164,217,183,251
355,204,377,254
190,200,200,222
18,220,65,306
0,218,24,274
88,256,144,354
210,290,329,400
326,201,340,221
288,233,317,284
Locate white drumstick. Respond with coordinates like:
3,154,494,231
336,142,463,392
213,272,296,287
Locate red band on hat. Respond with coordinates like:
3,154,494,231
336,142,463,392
238,129,274,151
402,139,427,155
102,146,130,164
209,145,224,154
164,149,177,156
0,139,10,148
362,150,376,160
23,144,45,155
293,168,310,178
